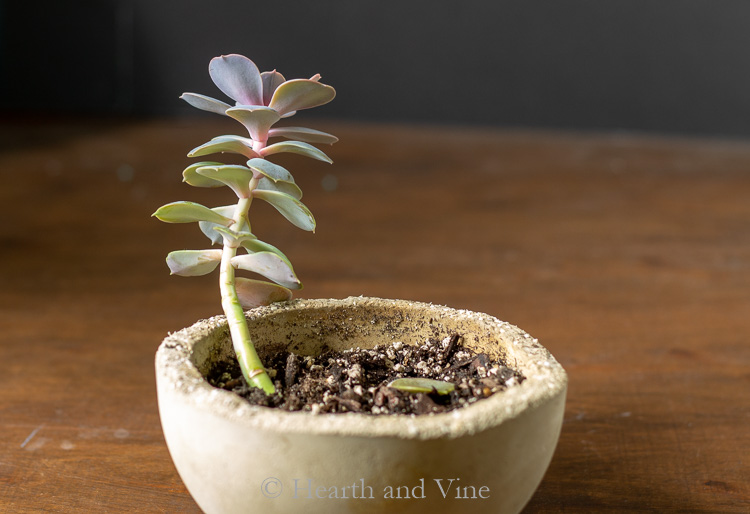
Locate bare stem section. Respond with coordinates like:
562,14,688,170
220,245,275,394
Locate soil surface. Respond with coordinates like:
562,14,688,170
208,334,525,416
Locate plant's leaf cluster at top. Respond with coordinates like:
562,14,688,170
154,54,336,309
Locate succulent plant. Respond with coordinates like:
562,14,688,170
154,54,336,394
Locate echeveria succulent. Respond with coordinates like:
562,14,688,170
154,54,336,394
180,54,337,148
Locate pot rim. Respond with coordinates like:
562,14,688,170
156,296,567,440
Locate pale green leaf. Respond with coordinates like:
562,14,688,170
231,251,302,289
235,277,293,309
253,189,315,231
226,106,281,142
268,79,336,116
183,161,226,188
199,205,249,245
195,165,255,198
246,158,294,183
153,201,232,225
241,238,292,267
388,378,456,395
212,226,257,246
188,136,259,159
180,93,232,115
166,249,222,277
268,126,338,145
260,141,332,163
256,177,303,200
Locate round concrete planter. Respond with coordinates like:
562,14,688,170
155,297,567,514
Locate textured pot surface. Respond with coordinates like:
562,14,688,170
156,297,567,514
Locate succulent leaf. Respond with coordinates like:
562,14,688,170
226,106,281,142
166,249,222,276
153,201,233,225
253,189,315,231
268,126,338,145
188,136,259,159
183,161,227,188
269,79,336,116
212,226,257,246
261,71,286,106
235,277,293,309
179,93,232,115
241,238,293,267
199,205,249,245
195,165,255,198
231,251,302,289
246,158,294,183
260,141,332,163
387,378,456,395
256,177,303,200
209,54,263,106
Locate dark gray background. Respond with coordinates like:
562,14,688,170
2,0,750,136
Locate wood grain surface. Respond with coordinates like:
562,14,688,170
1,118,748,512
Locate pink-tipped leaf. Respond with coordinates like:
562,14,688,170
231,251,302,290
268,126,338,145
268,79,336,116
260,141,332,163
235,277,293,309
209,54,263,106
261,70,286,106
166,249,222,276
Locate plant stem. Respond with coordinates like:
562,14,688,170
220,193,275,394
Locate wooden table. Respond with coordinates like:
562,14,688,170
1,118,748,512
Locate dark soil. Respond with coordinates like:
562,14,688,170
208,335,525,416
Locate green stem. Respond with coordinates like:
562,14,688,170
220,192,275,394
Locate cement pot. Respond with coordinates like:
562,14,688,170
155,297,567,514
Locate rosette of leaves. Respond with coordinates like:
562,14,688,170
154,54,336,394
